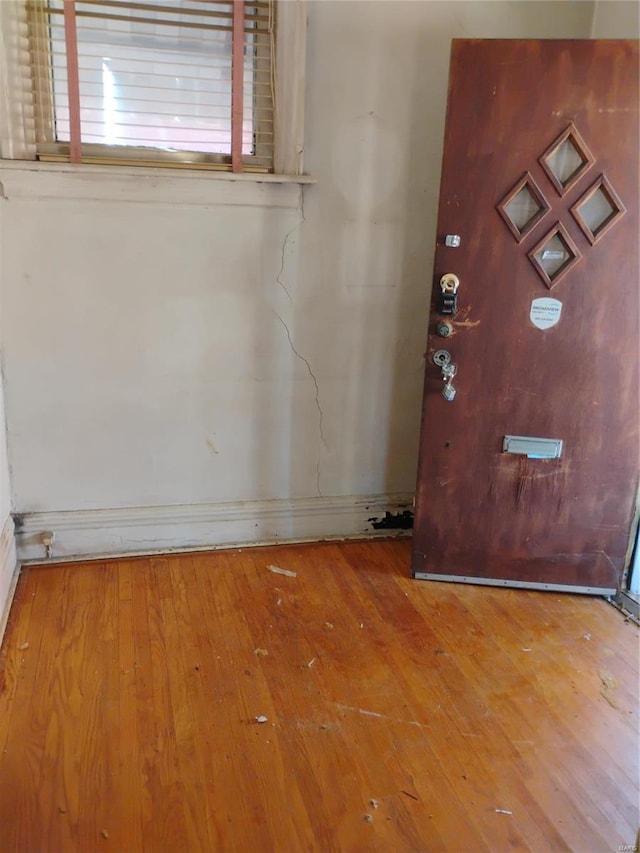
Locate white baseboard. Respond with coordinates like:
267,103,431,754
15,493,414,563
0,515,19,642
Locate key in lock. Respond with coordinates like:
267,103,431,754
441,362,457,402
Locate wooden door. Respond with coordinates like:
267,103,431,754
412,40,639,595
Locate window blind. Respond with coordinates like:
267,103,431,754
26,0,275,172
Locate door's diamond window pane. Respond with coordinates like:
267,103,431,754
539,125,594,196
504,186,542,231
497,172,550,242
545,138,584,187
577,187,615,233
534,234,572,278
528,222,582,288
571,175,626,245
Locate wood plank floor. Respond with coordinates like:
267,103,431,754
0,539,637,852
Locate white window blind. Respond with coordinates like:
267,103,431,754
26,0,275,172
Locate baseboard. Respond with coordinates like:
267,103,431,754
0,515,19,642
15,493,414,563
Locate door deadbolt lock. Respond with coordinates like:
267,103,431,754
438,273,459,316
432,349,452,368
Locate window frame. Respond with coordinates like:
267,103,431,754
0,0,307,178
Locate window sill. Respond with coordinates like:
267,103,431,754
0,160,316,208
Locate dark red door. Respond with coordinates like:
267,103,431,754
412,40,639,595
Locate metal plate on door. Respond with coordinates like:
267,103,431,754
503,435,563,459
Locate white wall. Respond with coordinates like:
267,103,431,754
0,375,10,527
0,189,18,628
0,363,16,626
0,1,595,557
591,0,639,36
0,192,10,525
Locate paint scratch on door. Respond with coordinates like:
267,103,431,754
453,319,480,330
449,305,480,333
515,458,567,508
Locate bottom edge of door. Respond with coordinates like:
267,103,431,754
413,572,615,596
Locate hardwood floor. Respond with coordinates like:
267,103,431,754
0,539,637,852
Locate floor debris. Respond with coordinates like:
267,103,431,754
584,633,592,640
324,622,334,629
369,798,380,809
306,657,316,668
17,642,29,651
522,648,532,652
267,565,297,578
101,829,109,838
495,809,512,815
401,790,419,801
254,648,269,657
364,814,374,824
255,715,269,724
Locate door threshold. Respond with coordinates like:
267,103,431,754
413,572,616,596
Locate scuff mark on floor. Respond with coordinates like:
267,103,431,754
599,669,620,709
334,703,427,728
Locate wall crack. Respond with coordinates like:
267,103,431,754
274,311,327,496
275,186,306,304
273,186,325,495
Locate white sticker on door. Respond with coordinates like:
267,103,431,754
530,297,562,330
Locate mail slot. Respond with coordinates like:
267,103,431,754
502,435,563,459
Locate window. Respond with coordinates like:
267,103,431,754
0,0,306,175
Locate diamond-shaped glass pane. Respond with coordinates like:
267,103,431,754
571,175,626,245
577,187,614,232
534,233,572,278
504,186,542,231
540,125,594,196
497,172,550,242
545,138,584,187
528,223,582,289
